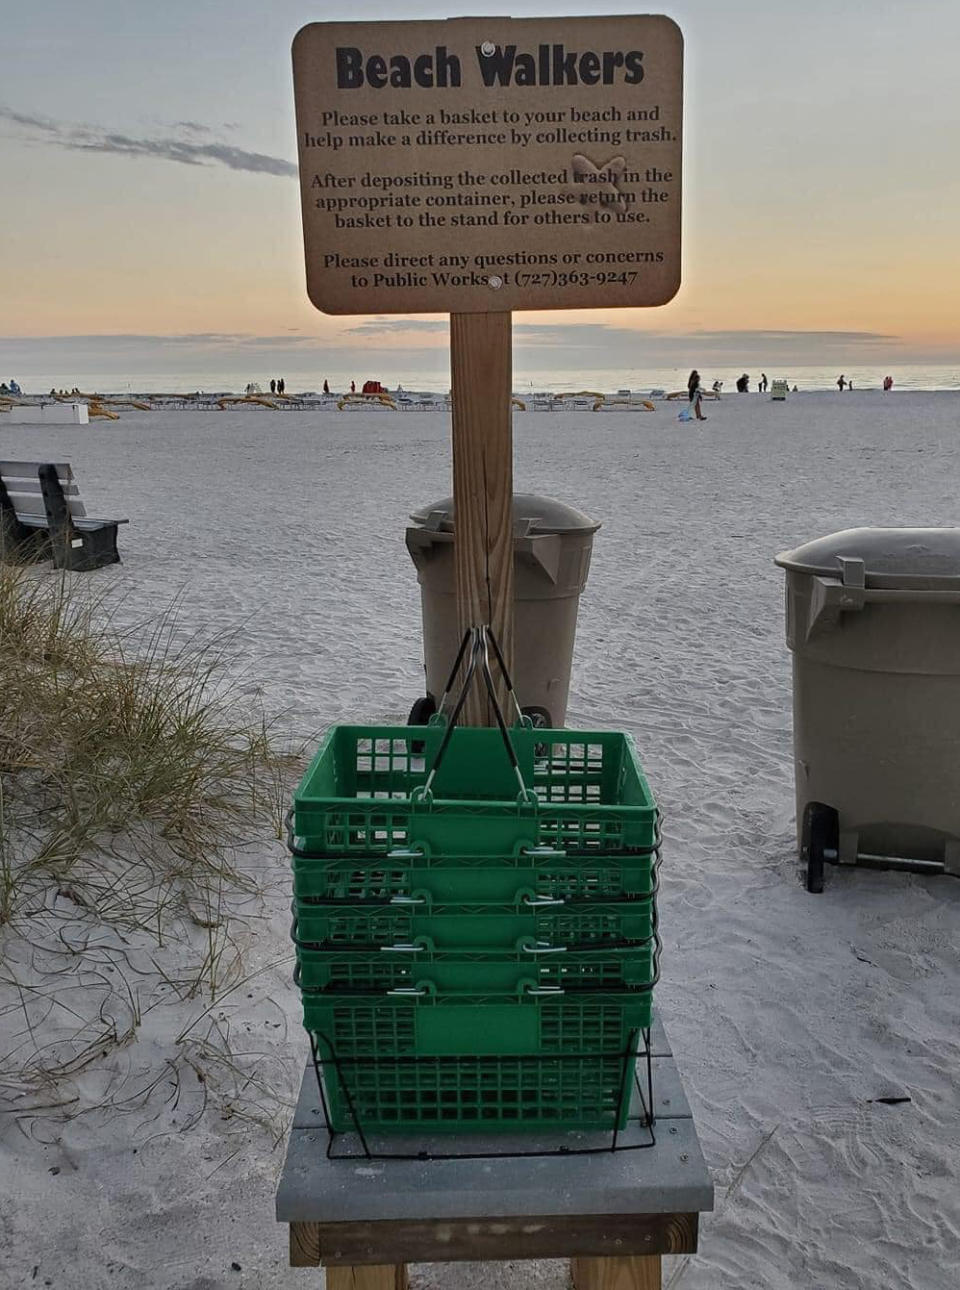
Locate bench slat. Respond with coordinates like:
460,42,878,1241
4,478,81,497
9,493,88,519
0,461,74,479
18,515,128,530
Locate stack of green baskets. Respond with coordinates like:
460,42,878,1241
288,722,660,1135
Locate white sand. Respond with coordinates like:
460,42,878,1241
1,391,959,1289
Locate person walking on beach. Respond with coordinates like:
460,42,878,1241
883,375,894,392
687,369,707,421
837,374,846,391
269,379,276,394
759,373,768,392
278,378,286,395
323,379,330,395
350,380,356,394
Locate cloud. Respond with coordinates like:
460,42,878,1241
345,318,450,335
507,322,904,366
0,105,296,177
339,319,902,361
0,332,329,352
513,324,898,348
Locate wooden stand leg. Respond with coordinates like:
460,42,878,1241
325,1266,409,1290
290,1224,407,1286
450,310,514,726
571,1254,662,1290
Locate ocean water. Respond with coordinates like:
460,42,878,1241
14,362,960,397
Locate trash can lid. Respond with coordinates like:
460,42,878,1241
410,493,601,536
775,527,960,589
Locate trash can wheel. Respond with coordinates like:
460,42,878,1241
407,695,437,726
521,705,553,728
800,801,839,894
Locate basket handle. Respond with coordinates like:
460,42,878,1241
432,623,526,728
419,625,536,805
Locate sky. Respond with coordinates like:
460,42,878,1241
1,0,959,387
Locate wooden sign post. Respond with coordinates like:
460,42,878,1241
292,15,683,724
450,311,513,724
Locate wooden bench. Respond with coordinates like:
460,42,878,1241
0,460,128,570
277,1016,713,1289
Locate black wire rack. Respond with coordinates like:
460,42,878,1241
306,1023,658,1161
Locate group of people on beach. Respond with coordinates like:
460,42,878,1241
836,376,898,389
269,378,286,395
0,379,22,395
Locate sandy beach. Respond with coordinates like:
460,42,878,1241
1,390,959,1289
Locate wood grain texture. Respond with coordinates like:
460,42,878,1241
571,1255,662,1290
290,1221,323,1266
450,311,514,725
297,1212,698,1265
290,1222,408,1286
325,1265,409,1290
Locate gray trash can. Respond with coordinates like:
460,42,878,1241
406,494,600,727
775,527,960,890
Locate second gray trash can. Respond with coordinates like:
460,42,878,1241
775,527,960,890
406,494,600,727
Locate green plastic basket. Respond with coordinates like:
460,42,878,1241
292,896,655,950
303,988,651,1133
291,725,658,857
291,844,657,904
312,1050,641,1133
293,937,656,993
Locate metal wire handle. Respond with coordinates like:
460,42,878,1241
417,625,536,805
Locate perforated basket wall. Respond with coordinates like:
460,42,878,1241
291,726,658,858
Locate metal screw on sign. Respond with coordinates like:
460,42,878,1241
480,41,496,56
488,275,504,290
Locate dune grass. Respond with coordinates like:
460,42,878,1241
0,561,302,1113
0,562,293,930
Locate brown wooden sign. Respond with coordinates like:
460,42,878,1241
292,15,683,315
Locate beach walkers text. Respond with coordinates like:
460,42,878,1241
334,44,645,90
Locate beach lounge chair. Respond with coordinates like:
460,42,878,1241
0,460,127,570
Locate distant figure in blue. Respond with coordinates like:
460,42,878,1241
8,378,21,395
